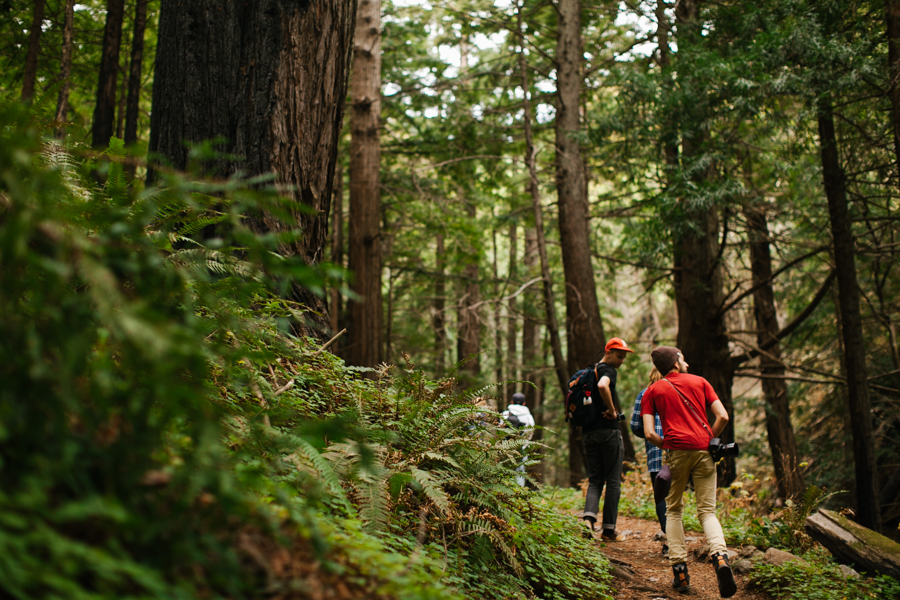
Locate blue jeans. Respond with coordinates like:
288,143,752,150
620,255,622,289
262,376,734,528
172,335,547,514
581,428,624,531
650,471,667,533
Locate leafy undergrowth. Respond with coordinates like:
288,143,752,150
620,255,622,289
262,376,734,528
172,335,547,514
0,102,613,600
747,548,900,600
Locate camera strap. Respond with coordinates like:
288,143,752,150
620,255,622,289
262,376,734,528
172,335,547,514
662,378,713,442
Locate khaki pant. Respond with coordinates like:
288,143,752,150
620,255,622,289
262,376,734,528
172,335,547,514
665,449,727,565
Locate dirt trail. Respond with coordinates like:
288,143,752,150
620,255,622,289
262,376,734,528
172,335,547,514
586,514,771,600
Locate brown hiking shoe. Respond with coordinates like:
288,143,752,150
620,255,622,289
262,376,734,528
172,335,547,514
600,529,624,542
672,562,691,594
712,552,737,598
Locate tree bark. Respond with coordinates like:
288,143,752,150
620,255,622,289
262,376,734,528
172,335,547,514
21,0,45,102
149,0,356,337
817,96,881,531
555,0,605,374
54,0,75,137
330,162,344,340
124,0,149,150
346,0,383,368
743,198,805,500
93,0,126,148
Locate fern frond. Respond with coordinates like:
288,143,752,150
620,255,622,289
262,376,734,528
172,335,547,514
358,475,391,535
409,467,451,515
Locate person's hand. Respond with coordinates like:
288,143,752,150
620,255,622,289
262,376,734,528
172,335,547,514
602,409,617,420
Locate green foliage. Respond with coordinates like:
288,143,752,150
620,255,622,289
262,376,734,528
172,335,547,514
0,99,616,599
748,548,900,600
745,486,838,554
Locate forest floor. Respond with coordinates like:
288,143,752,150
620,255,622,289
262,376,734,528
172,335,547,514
583,514,771,600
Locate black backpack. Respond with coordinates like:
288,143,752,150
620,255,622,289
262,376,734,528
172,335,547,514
565,364,598,427
505,411,525,429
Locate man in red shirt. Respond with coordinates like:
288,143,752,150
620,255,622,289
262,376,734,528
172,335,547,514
641,347,736,598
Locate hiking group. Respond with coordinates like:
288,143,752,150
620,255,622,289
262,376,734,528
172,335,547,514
566,338,738,599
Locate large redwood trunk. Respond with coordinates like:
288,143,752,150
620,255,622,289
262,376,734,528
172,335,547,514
148,0,356,335
743,199,805,500
92,0,125,148
21,0,45,102
346,0,383,368
817,96,881,531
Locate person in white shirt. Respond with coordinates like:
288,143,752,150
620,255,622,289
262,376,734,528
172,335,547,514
502,393,535,486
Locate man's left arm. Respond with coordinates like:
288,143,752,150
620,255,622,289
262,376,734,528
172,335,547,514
710,399,729,438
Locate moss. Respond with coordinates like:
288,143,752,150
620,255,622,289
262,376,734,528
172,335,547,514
823,510,900,558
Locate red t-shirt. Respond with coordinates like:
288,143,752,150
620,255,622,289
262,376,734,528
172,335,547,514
640,372,719,450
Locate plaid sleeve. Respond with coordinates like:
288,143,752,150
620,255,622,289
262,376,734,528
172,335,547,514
630,390,645,438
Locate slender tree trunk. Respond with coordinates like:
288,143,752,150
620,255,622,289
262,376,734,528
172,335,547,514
55,0,75,137
493,226,504,390
523,227,542,479
22,0,45,102
93,0,126,148
516,5,572,483
817,96,881,531
330,163,344,339
523,227,539,408
346,0,383,367
555,0,605,375
507,221,518,403
886,0,900,186
149,0,356,337
743,197,805,500
124,0,149,161
457,201,482,380
116,62,128,138
434,231,446,374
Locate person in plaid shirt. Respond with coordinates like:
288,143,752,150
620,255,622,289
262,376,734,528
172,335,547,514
630,366,668,556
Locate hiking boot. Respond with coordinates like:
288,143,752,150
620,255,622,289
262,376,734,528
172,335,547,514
600,529,624,542
672,562,690,594
711,552,737,598
661,543,669,559
580,519,596,539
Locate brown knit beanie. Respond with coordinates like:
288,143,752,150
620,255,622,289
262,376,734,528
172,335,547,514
651,346,681,375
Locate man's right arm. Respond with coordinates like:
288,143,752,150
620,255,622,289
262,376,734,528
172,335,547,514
643,413,663,448
596,375,617,418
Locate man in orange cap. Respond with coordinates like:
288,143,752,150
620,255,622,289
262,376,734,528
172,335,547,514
580,337,633,541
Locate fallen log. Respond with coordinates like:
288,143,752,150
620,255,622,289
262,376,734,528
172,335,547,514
805,509,900,579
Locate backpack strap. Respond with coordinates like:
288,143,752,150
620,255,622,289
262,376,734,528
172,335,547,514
662,377,713,441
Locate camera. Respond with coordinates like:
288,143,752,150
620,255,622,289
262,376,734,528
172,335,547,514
617,412,626,422
708,438,739,462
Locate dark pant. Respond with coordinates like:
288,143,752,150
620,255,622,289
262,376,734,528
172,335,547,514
650,471,668,533
582,428,624,530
